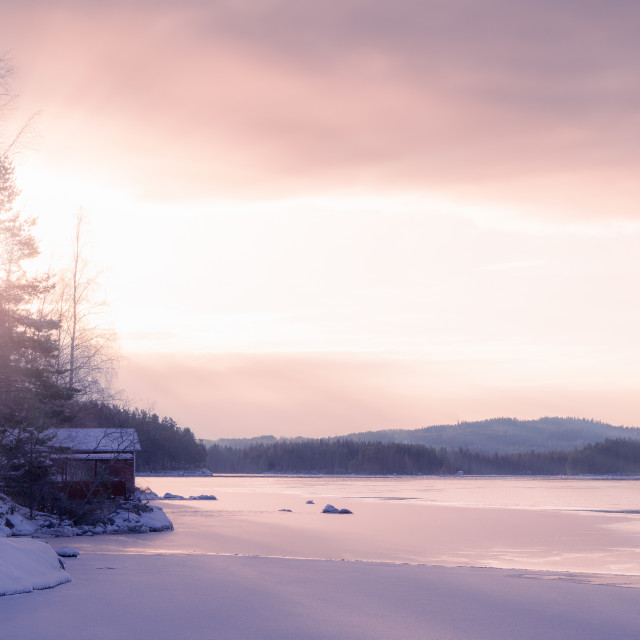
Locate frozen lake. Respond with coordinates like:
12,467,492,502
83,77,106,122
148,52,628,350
3,475,640,640
123,475,640,578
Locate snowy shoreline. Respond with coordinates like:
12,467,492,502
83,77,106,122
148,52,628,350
0,539,71,597
1,492,173,597
3,476,640,638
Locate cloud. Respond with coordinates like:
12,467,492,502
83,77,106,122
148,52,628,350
3,0,640,217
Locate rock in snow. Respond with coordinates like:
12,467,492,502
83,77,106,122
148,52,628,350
322,504,340,514
188,495,217,500
105,505,174,534
306,500,315,504
322,504,353,514
163,493,186,500
0,539,71,597
1,493,173,539
4,513,38,536
135,487,160,500
56,546,79,557
139,506,174,532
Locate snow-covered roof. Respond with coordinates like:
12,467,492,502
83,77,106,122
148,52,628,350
48,428,141,453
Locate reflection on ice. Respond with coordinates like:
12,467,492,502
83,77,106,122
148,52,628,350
61,476,640,580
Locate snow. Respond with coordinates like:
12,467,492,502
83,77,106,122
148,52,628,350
0,492,172,598
137,506,174,531
135,487,160,500
1,536,639,639
1,492,173,539
47,428,140,452
4,513,38,536
1,477,640,638
0,539,71,597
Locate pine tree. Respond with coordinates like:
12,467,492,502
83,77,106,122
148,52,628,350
0,155,71,423
0,154,74,512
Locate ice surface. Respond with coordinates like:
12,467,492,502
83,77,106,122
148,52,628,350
130,476,640,575
2,477,640,638
1,545,640,639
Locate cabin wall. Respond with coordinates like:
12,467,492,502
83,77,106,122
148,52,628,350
57,456,136,499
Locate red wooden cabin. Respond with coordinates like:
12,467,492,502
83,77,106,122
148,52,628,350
50,428,141,499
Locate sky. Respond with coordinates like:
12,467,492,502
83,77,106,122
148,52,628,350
2,0,640,438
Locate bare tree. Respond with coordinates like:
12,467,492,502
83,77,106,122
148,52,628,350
52,211,118,401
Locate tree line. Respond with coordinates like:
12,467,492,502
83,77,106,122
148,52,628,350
207,437,640,476
70,401,207,472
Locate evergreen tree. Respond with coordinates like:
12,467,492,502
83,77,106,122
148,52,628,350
0,154,71,423
0,154,73,511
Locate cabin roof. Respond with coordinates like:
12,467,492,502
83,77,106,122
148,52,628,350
49,428,141,453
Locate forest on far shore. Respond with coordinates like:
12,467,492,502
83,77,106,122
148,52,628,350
206,437,640,476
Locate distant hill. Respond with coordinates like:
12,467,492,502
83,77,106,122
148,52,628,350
210,417,640,455
339,417,640,454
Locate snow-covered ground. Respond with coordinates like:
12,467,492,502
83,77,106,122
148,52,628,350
2,544,640,639
1,492,173,597
0,492,173,540
0,539,71,597
1,477,639,638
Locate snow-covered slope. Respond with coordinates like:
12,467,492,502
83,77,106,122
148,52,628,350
0,492,172,597
0,539,71,597
1,493,173,538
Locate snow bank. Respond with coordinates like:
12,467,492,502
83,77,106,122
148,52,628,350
0,539,71,597
3,553,639,640
4,512,38,536
135,487,160,500
103,505,174,534
0,493,171,598
1,493,173,538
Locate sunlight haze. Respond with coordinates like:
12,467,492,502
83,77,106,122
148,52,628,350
3,0,640,438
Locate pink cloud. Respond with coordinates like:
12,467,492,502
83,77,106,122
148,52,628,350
3,1,640,216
